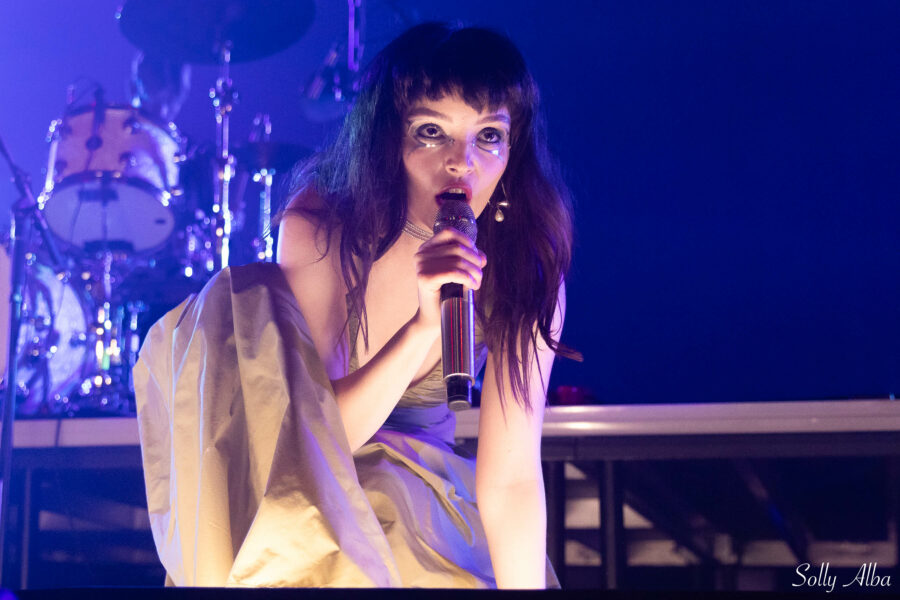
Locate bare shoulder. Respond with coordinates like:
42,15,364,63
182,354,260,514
277,190,334,266
276,191,349,379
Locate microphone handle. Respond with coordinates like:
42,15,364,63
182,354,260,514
440,282,475,410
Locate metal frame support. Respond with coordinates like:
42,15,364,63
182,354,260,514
600,459,626,589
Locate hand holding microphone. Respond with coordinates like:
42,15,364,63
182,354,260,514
411,193,484,409
433,196,479,410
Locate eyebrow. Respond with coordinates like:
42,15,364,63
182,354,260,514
405,107,511,125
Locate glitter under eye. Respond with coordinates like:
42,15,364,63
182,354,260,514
476,127,509,147
406,120,510,156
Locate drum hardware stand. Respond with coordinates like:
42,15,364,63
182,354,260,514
249,114,275,262
79,251,141,414
96,252,116,399
124,300,145,385
210,43,237,270
301,0,365,123
348,0,365,74
253,167,276,262
0,133,68,587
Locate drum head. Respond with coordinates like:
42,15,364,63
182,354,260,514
42,106,181,256
43,174,175,253
0,255,91,416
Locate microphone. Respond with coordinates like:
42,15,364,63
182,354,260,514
433,195,477,411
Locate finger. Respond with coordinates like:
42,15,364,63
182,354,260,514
418,270,481,290
427,227,478,249
416,250,484,282
416,256,483,289
416,237,483,263
416,255,482,278
417,270,479,290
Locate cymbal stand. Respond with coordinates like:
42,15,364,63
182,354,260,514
81,252,142,414
97,252,116,393
0,133,67,587
210,43,237,269
348,0,365,73
250,114,275,262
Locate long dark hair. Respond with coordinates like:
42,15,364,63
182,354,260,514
283,22,580,410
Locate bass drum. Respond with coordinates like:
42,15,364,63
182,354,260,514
0,250,92,416
39,105,183,256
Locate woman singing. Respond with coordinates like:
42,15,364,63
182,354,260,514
134,22,577,588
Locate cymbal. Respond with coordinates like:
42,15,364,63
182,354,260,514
234,142,311,173
116,0,315,64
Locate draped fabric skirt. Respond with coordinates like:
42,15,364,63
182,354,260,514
132,263,506,587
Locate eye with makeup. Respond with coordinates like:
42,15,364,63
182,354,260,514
476,127,509,149
408,122,510,152
411,122,449,146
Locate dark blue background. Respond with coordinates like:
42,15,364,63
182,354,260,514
1,1,896,405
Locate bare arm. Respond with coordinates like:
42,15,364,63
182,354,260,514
277,209,485,451
475,284,566,589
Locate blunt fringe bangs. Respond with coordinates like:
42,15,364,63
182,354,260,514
387,24,535,147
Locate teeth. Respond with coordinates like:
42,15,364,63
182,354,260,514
445,188,466,194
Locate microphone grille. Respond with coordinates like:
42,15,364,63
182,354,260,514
433,199,477,242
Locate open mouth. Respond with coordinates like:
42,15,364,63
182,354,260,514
436,186,472,202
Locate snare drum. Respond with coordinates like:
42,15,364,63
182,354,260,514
40,105,183,255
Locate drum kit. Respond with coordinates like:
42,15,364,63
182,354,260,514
0,0,359,418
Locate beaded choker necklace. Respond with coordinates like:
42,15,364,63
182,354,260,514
402,220,433,242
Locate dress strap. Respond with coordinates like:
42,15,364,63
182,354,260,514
346,293,361,373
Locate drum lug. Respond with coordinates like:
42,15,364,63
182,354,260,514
85,135,103,151
124,115,141,133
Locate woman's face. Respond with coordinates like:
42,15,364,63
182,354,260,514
402,94,510,229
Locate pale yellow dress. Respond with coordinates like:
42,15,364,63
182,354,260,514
133,262,514,587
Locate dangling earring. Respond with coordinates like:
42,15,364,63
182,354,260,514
494,181,510,222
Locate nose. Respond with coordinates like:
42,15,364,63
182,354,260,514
444,140,474,175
